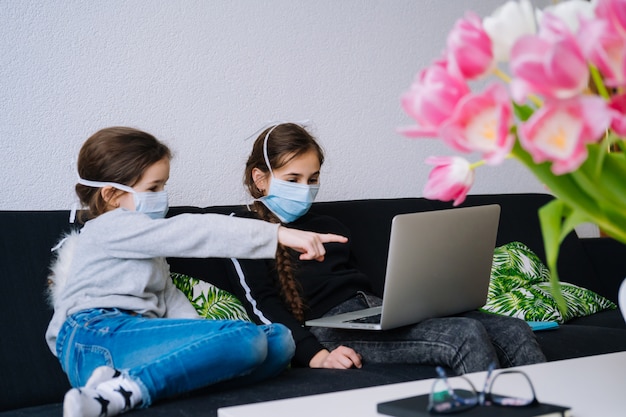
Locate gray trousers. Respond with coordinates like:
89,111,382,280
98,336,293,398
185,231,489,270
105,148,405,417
309,292,546,375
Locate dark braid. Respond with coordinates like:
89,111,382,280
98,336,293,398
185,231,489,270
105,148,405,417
252,201,306,322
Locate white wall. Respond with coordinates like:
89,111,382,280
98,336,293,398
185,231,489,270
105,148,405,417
1,0,549,211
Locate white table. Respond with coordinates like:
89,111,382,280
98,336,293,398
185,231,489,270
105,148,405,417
218,351,626,417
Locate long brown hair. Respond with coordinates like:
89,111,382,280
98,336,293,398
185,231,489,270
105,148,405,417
244,123,324,322
76,127,172,222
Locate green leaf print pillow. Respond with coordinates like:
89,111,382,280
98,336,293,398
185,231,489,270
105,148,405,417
480,242,616,324
171,273,250,321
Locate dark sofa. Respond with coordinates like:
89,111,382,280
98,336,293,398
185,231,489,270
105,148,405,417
2,193,625,417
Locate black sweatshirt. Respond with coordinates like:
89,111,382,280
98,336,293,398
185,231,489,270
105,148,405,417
224,210,372,367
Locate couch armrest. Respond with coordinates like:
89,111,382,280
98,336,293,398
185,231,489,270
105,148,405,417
580,237,626,303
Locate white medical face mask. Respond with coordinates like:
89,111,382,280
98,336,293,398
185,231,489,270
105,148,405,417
256,124,320,223
77,178,169,219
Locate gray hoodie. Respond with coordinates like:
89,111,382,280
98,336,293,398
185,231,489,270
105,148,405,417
45,208,279,355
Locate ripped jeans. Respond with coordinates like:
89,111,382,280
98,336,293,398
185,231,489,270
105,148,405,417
56,308,294,407
309,293,546,375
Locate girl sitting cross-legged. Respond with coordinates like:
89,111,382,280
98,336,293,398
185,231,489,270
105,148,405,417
46,126,347,417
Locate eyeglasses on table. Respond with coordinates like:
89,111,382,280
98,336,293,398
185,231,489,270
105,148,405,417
428,362,539,414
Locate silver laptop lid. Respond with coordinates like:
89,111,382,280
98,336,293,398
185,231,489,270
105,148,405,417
378,204,500,330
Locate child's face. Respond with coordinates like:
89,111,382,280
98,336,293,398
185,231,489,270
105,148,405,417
118,157,170,211
254,150,320,195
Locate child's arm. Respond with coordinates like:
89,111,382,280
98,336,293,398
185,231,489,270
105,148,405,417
96,211,347,261
277,226,347,262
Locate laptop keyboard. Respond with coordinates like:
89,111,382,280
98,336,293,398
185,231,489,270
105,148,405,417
346,314,382,324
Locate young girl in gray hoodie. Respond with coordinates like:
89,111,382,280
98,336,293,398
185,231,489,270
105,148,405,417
46,126,346,417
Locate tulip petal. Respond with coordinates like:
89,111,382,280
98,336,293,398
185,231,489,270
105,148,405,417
440,83,514,164
519,96,611,174
423,156,475,206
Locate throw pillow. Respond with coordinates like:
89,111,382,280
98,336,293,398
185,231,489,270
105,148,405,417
488,241,550,298
481,242,616,323
537,281,616,322
171,272,250,321
482,286,564,322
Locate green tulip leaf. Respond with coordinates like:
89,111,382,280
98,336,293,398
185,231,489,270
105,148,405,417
537,200,588,315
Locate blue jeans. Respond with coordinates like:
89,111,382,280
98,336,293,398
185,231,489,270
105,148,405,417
310,293,546,374
56,308,294,407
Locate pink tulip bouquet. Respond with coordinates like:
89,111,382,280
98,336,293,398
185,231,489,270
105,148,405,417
399,0,626,310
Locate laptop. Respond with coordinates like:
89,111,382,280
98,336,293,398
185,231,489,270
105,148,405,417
305,204,501,330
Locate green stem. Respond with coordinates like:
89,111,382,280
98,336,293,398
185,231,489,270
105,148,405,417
589,64,611,99
469,154,514,171
469,160,486,170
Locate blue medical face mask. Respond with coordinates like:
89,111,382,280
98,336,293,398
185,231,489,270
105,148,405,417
259,178,319,223
77,178,169,219
256,123,320,223
131,190,169,219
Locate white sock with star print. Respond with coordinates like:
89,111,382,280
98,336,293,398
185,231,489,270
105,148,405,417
85,366,121,388
63,373,143,417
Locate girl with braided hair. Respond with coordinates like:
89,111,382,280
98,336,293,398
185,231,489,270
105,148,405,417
228,122,546,372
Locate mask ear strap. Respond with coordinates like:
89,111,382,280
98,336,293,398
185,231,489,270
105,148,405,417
262,124,282,176
77,178,135,194
69,201,79,224
69,178,136,223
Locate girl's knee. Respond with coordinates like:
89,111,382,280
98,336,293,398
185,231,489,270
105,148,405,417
264,324,295,352
265,323,292,341
240,323,270,359
206,321,269,366
454,318,490,341
509,317,535,334
239,323,295,374
260,323,295,363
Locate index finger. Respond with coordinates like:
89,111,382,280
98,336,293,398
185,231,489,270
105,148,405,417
319,233,348,244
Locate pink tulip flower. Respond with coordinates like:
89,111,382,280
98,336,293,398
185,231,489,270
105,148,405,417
439,83,514,165
446,12,495,80
608,93,626,136
399,64,470,138
509,13,589,102
423,156,475,206
518,96,612,175
595,0,626,36
578,7,626,87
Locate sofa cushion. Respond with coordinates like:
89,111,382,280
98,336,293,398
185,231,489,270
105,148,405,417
488,241,551,296
566,309,625,328
0,211,73,412
482,242,616,323
483,282,617,323
534,324,626,361
171,273,250,321
580,237,626,303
